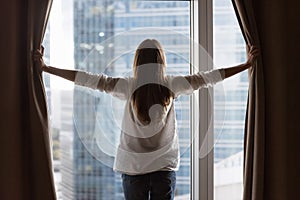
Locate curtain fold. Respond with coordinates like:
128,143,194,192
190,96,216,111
0,0,54,199
231,1,265,200
26,0,56,199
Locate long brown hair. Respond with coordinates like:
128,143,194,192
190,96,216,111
131,39,174,125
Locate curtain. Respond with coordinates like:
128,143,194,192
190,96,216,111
0,0,55,199
27,0,55,199
231,1,265,200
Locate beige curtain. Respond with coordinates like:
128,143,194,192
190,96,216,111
0,0,55,199
231,0,300,199
231,1,265,200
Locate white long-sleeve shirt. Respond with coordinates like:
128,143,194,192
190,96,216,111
75,68,225,175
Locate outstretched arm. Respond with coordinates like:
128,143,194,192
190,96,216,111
170,46,259,97
33,47,77,82
33,47,129,99
223,45,259,79
42,66,77,82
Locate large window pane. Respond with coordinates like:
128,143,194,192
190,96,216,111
213,0,247,199
43,0,191,199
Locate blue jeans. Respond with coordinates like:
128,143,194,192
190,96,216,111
122,171,176,200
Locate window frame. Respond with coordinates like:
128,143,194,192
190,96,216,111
45,0,217,199
191,0,214,199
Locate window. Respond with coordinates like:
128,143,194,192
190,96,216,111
43,0,247,199
44,0,191,199
213,0,247,200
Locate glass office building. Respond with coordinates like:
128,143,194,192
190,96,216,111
213,0,247,199
67,0,191,199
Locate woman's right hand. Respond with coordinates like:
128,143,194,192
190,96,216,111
33,46,48,72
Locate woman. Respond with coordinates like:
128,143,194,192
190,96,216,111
34,39,258,200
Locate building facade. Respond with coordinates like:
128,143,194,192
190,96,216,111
213,0,247,163
70,0,191,199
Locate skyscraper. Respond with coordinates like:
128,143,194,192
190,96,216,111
213,0,247,164
70,0,191,199
213,0,247,198
72,0,117,199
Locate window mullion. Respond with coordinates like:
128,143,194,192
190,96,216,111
191,0,214,200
